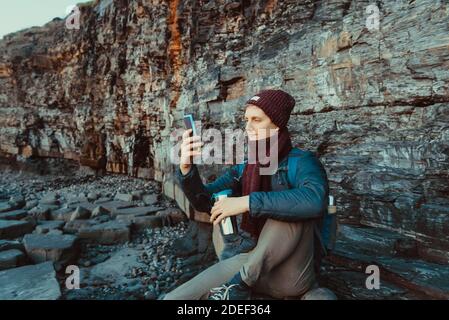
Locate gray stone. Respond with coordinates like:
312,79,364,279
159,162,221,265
0,239,24,252
63,219,95,234
0,209,27,220
39,192,59,205
114,193,134,202
112,205,163,217
142,194,159,206
131,190,144,200
9,195,25,207
67,201,98,212
24,200,39,210
301,287,338,300
28,205,58,220
66,195,88,204
78,220,131,244
117,215,163,232
35,220,65,234
40,192,58,200
93,197,112,204
87,192,99,201
0,202,14,213
69,206,91,221
47,229,63,235
92,200,134,212
23,233,79,264
0,220,34,239
88,248,146,285
144,287,158,300
0,249,26,270
156,208,187,226
91,205,110,218
50,207,74,222
0,261,61,300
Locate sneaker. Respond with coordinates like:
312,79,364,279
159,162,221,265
208,274,251,300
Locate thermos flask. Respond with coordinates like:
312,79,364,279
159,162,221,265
211,189,238,236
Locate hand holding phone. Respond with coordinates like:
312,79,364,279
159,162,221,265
180,114,202,175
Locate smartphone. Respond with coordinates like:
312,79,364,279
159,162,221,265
183,113,197,137
183,114,198,163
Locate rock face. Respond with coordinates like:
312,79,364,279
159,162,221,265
0,1,448,267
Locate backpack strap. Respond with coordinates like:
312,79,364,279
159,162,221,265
285,148,329,260
286,148,302,188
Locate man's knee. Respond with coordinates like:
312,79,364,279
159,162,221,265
243,220,309,281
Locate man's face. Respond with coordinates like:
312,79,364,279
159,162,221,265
244,104,279,141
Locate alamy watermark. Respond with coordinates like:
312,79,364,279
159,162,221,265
65,5,81,30
366,4,380,31
65,265,80,290
365,265,380,290
170,125,280,175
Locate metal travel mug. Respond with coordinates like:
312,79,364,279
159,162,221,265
212,189,238,236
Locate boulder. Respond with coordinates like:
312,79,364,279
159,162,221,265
78,220,130,244
0,220,34,239
63,219,95,234
35,221,65,234
0,201,20,213
9,195,25,208
117,215,163,232
23,233,79,265
0,249,26,270
91,206,110,218
0,209,27,220
301,287,338,300
0,261,61,299
92,200,134,212
142,194,159,206
156,208,187,226
112,205,163,217
88,248,146,286
69,206,91,221
0,239,24,252
131,190,144,200
28,205,59,220
93,197,112,204
24,200,39,210
67,201,98,212
39,192,59,205
114,193,134,202
50,207,74,222
87,192,99,201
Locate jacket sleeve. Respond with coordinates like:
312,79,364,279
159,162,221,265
175,164,239,213
249,153,329,222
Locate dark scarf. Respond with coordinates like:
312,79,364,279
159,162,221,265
240,127,293,237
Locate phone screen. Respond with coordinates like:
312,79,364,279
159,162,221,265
183,114,197,136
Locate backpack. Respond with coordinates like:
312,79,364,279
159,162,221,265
285,148,338,258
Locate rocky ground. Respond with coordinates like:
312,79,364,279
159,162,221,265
1,167,448,300
0,167,215,300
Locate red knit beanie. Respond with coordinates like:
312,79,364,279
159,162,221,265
245,89,295,129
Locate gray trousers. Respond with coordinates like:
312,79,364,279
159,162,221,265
164,218,316,300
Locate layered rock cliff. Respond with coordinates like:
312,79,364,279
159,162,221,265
1,0,448,269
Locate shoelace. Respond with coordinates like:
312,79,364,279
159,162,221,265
208,284,239,300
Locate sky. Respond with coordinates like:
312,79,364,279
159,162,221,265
0,0,93,39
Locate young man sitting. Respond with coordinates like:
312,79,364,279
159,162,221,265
164,89,329,300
